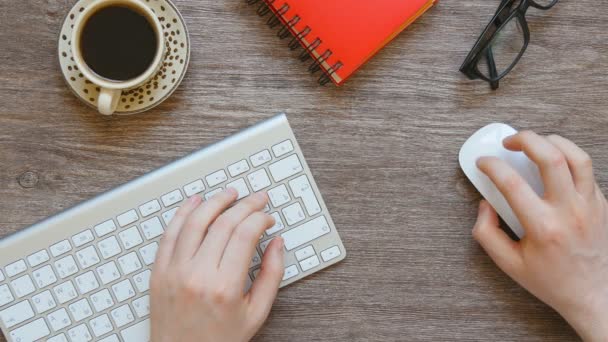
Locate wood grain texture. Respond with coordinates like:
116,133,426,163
1,0,607,340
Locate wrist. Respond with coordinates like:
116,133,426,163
559,300,608,341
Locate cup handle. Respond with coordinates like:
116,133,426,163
98,88,122,115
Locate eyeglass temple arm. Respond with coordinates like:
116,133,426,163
485,48,500,90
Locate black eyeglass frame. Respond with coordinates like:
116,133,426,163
459,0,559,89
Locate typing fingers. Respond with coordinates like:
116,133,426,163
154,195,202,271
194,192,269,268
503,131,576,199
477,156,545,232
219,211,275,290
247,237,285,326
546,135,596,197
171,189,238,263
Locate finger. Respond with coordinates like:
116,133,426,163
472,200,523,278
503,131,576,198
194,192,269,268
172,188,238,262
219,211,275,288
247,237,284,324
154,195,203,271
546,135,596,196
477,156,545,229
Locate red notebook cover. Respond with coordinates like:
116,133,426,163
264,0,436,85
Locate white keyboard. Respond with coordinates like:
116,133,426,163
0,114,346,342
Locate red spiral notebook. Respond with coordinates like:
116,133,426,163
256,0,436,85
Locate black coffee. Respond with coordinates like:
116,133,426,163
80,5,157,81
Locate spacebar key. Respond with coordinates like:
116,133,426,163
281,216,331,251
121,318,150,342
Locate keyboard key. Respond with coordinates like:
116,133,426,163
268,184,291,207
9,317,50,342
68,323,92,342
299,255,320,272
91,289,115,313
0,300,34,328
0,284,14,306
282,202,305,226
250,251,262,269
206,170,228,187
250,149,272,167
90,313,113,337
266,212,285,236
48,333,68,342
96,262,121,285
139,242,159,265
27,249,50,267
226,178,250,200
295,245,316,261
117,209,139,227
53,281,78,304
32,290,57,314
321,245,342,262
161,207,179,225
272,139,294,157
141,217,164,240
161,189,184,207
55,255,79,279
269,154,303,182
94,220,117,237
289,175,322,216
68,298,93,322
32,265,58,288
0,270,4,282
184,179,205,197
117,252,142,276
98,236,122,259
119,226,143,250
139,199,161,217
99,334,120,342
76,246,101,269
133,270,151,293
111,304,135,328
132,295,150,318
120,318,149,341
75,271,99,295
247,169,271,192
11,274,35,298
47,308,71,331
5,259,27,277
228,159,250,177
281,216,331,251
204,188,223,200
50,240,72,258
72,229,95,247
282,265,299,281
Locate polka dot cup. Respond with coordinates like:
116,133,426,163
59,0,190,115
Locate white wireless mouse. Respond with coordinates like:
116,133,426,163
459,123,545,238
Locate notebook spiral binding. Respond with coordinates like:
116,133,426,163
246,0,344,86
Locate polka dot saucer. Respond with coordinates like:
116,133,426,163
58,0,190,115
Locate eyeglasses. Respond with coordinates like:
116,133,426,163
460,0,559,89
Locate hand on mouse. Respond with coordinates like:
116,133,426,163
472,131,608,341
149,189,285,342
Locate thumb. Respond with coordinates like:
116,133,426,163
473,200,524,278
247,237,285,324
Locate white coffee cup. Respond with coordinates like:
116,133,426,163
71,0,165,115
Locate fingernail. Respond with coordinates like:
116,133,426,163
226,187,238,196
189,195,201,204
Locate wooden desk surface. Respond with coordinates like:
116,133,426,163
1,0,606,340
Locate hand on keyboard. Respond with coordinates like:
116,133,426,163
150,188,285,342
472,132,608,341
